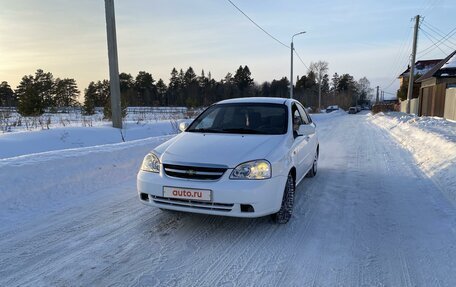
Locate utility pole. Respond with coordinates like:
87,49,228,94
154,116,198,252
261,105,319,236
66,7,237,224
104,0,122,128
318,76,322,110
290,31,305,99
290,41,294,99
376,86,379,104
406,15,420,114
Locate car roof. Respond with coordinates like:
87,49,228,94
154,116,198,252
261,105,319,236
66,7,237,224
217,97,290,105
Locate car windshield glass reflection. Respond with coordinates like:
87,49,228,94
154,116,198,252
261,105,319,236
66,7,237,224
187,103,288,135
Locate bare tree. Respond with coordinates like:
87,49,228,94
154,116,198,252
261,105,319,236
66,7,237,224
357,77,374,103
309,61,329,112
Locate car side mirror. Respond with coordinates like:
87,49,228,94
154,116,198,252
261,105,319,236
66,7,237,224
179,121,190,132
297,124,315,136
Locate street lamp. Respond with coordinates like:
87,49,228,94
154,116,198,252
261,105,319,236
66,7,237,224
290,31,306,99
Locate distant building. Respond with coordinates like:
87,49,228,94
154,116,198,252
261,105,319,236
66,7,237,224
416,50,456,120
398,59,442,100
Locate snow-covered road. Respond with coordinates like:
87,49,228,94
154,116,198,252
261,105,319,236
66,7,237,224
1,112,456,286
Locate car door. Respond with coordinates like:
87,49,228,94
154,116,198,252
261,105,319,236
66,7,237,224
296,104,317,174
291,103,311,182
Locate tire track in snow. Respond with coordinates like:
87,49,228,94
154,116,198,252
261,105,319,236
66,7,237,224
3,112,456,286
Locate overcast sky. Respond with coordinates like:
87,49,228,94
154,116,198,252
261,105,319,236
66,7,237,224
1,0,455,99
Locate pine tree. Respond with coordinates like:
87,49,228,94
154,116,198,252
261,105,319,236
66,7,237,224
16,69,57,115
0,81,16,107
54,78,80,109
34,69,55,110
184,67,199,106
168,68,179,106
260,82,271,97
135,71,156,106
270,77,289,98
119,73,135,106
178,69,185,105
101,79,126,119
233,65,254,97
156,79,167,106
83,82,97,115
183,67,197,87
16,74,44,116
331,73,340,92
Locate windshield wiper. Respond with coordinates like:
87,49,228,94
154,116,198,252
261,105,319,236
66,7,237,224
220,128,263,134
188,128,224,133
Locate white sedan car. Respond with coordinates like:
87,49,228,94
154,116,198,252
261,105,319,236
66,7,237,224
137,97,319,223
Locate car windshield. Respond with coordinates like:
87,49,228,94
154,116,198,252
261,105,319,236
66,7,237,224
187,103,288,135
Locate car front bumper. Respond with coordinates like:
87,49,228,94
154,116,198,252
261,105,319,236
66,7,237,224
137,169,288,218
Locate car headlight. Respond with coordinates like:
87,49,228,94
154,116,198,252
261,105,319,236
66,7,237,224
230,160,271,180
140,152,161,173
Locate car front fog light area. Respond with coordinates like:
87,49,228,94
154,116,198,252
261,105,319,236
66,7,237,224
230,160,271,180
141,152,161,173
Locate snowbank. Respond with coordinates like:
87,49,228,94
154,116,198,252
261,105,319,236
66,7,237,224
310,109,347,123
0,121,178,159
0,135,172,227
369,112,456,203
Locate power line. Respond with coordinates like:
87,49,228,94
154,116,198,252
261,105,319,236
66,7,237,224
419,27,450,54
419,0,441,17
418,25,456,56
225,0,310,72
422,20,456,46
420,26,455,50
293,49,309,70
381,25,414,91
225,0,290,49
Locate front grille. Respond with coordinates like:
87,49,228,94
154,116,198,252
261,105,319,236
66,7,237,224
151,195,233,212
163,164,227,180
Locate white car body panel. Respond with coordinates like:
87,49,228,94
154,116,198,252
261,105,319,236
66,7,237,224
137,97,319,218
159,132,286,168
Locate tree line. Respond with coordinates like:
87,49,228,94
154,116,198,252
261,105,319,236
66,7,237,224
0,63,373,117
0,70,79,116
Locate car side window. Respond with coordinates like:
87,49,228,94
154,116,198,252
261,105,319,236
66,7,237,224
292,104,303,132
296,104,311,124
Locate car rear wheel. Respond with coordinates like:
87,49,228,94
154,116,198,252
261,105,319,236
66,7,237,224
306,151,318,178
271,173,295,224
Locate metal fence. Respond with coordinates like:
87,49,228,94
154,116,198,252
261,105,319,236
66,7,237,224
444,88,456,121
400,98,419,115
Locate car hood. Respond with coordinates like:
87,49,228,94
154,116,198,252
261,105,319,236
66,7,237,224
159,132,285,168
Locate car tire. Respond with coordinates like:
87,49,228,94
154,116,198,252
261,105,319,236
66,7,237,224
271,173,295,224
306,151,318,178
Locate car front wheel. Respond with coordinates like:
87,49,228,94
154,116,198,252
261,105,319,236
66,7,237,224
271,173,295,224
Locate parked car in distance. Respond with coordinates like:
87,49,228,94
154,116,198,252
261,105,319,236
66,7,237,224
326,105,339,113
356,105,362,112
137,97,319,224
348,107,358,114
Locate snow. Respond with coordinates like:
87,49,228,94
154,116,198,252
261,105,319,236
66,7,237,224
1,110,456,286
0,121,178,159
369,112,456,202
0,135,173,228
442,54,456,69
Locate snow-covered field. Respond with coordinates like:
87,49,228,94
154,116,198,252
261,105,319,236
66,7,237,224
369,112,456,203
0,121,178,158
1,110,456,286
0,107,197,158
